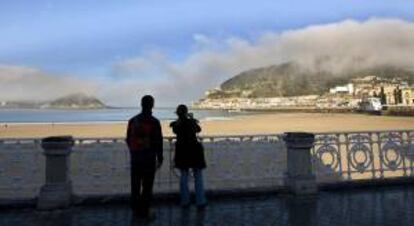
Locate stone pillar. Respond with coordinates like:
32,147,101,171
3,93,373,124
283,132,317,195
37,136,74,210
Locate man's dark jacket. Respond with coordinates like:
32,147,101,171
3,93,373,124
126,112,163,170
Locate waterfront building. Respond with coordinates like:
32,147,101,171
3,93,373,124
329,83,354,94
402,87,414,105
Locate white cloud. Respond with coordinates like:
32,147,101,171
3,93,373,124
0,65,97,101
2,18,414,106
112,18,414,105
112,51,169,79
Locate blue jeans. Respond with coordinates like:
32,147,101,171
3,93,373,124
180,169,207,206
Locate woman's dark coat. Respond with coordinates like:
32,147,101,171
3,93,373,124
170,118,206,170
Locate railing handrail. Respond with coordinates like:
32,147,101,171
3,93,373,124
1,129,413,143
0,133,284,142
312,129,414,135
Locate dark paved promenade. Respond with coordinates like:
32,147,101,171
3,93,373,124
1,185,413,226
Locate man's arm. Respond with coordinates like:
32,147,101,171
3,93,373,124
125,119,132,149
155,120,164,167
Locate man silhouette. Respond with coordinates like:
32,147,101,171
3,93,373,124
126,95,163,218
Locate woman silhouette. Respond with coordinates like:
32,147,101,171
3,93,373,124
170,104,207,208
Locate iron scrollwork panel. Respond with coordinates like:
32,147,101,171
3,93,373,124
346,134,374,178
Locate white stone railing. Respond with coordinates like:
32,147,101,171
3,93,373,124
70,134,286,196
0,134,286,201
1,130,413,205
0,138,44,200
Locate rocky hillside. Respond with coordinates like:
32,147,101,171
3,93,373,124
216,62,414,98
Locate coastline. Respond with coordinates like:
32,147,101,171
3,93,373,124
0,113,413,139
192,106,414,116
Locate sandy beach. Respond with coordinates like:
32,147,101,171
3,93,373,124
0,113,413,138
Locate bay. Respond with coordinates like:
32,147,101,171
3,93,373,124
0,108,247,123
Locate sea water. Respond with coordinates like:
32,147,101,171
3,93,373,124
0,108,248,123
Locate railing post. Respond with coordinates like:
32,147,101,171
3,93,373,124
37,136,74,210
284,132,317,195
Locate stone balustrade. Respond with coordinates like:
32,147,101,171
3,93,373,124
0,130,413,209
69,134,286,196
37,136,74,210
284,132,317,195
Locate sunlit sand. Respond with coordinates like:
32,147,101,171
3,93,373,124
0,113,413,138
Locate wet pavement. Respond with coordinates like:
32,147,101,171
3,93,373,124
1,185,413,226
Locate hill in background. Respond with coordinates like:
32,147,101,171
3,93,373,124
46,93,106,109
212,62,414,98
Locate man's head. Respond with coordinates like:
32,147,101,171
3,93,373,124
141,95,154,111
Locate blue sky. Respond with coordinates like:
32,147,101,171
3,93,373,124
1,0,413,75
1,0,414,105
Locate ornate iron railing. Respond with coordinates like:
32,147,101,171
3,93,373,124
312,130,414,183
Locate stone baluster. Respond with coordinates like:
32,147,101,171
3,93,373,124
283,132,317,195
37,136,74,210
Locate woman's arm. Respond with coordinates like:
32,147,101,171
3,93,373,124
193,119,201,133
170,120,179,134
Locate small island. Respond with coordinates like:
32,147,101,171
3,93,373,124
0,93,107,110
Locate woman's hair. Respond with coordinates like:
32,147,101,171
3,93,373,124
176,104,188,117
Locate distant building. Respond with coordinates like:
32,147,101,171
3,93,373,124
352,76,381,97
194,75,414,110
384,86,397,105
402,88,414,105
349,75,411,105
205,87,222,96
329,84,354,95
352,75,378,83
